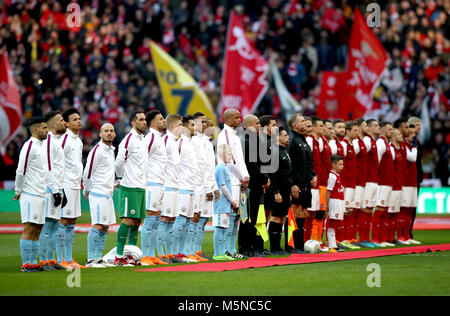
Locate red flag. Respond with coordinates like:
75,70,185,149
220,12,269,121
317,71,349,120
345,9,389,117
0,49,22,150
321,7,345,33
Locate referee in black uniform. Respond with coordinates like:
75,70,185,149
267,127,293,254
286,114,317,253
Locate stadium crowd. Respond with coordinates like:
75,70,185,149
0,0,449,185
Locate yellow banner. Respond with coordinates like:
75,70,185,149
150,41,217,126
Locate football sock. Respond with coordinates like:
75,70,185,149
56,223,65,262
64,224,75,262
149,215,160,257
166,221,174,255
194,217,208,252
31,240,39,266
87,227,100,261
185,220,196,255
128,225,139,247
172,216,188,254
20,239,32,266
268,221,282,251
46,219,59,261
398,208,407,240
213,226,225,256
371,209,383,243
156,220,167,256
229,213,238,253
405,207,414,240
365,211,373,241
116,223,130,257
141,216,153,257
38,220,51,261
97,230,107,259
224,213,235,253
327,219,338,249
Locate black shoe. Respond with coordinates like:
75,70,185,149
41,263,57,271
51,262,67,270
292,249,305,254
269,249,285,256
253,251,269,257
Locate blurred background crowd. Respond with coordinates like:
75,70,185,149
0,0,448,186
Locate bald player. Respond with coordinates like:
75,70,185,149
239,114,270,257
83,123,117,267
217,109,249,258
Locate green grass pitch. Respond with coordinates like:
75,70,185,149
0,212,449,296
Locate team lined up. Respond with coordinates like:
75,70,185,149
15,106,422,271
264,114,422,254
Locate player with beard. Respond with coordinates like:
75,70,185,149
114,111,148,266
39,111,67,271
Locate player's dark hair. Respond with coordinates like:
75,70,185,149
323,119,331,125
345,120,358,132
259,115,276,127
311,115,322,126
28,116,46,129
62,108,80,122
304,116,312,122
330,154,343,164
278,126,286,134
394,117,407,129
332,118,345,126
366,119,377,127
379,121,392,128
182,114,194,126
193,112,205,119
354,118,365,127
130,110,145,125
45,111,61,122
146,110,161,125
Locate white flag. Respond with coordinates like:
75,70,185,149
418,96,432,144
270,57,301,118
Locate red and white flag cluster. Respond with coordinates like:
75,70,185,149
318,9,389,120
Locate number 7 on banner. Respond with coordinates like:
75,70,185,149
171,89,193,116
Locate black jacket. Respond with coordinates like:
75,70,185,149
288,130,315,189
242,130,269,191
269,144,293,193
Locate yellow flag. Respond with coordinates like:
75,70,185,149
150,41,217,125
255,204,269,242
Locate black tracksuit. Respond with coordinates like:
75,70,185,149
286,130,316,251
238,130,269,254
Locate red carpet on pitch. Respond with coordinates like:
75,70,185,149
136,244,450,272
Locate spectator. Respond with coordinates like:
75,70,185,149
0,0,447,185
